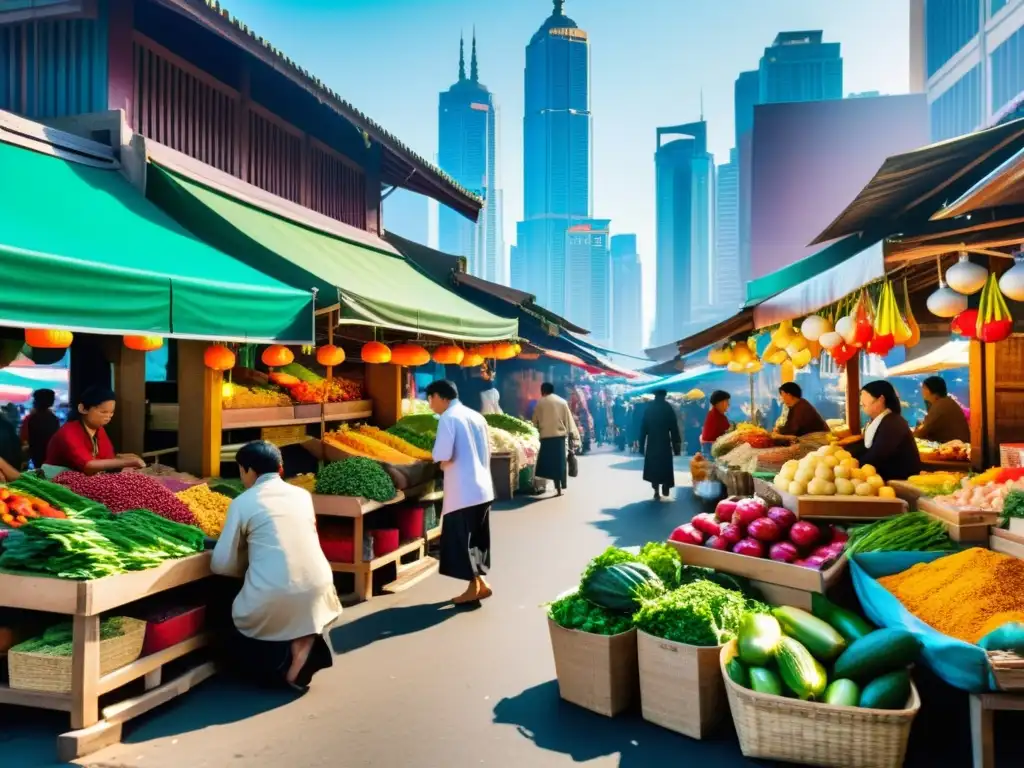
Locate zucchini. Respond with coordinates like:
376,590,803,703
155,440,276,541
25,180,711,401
859,670,912,710
748,666,783,696
773,605,846,662
776,636,828,701
737,612,782,666
824,678,861,707
726,657,750,688
833,628,920,683
811,593,875,643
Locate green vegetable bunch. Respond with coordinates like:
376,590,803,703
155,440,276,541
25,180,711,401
12,618,126,656
483,413,538,437
395,414,440,437
547,592,632,636
846,512,956,555
633,581,766,646
579,546,638,586
1003,490,1024,524
638,541,682,589
386,425,435,452
315,457,396,502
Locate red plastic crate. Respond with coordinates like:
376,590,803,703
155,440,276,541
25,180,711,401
372,528,400,557
320,536,354,563
142,606,206,656
397,506,425,540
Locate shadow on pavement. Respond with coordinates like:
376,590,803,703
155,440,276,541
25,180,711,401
329,600,466,654
492,680,758,767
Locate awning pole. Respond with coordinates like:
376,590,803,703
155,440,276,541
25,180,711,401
750,373,757,427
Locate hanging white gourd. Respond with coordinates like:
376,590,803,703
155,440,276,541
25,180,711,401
926,256,968,318
999,251,1024,302
818,331,843,350
945,251,988,295
800,315,832,342
834,315,856,343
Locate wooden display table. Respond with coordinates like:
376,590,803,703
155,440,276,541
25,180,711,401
0,553,214,761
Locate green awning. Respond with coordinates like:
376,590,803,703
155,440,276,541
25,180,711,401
0,139,313,342
744,234,876,307
148,166,519,342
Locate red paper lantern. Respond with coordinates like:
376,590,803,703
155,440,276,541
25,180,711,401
261,345,294,368
316,344,345,367
25,329,73,349
432,345,465,365
951,309,979,339
390,343,430,367
361,341,392,364
460,352,484,368
123,335,163,352
865,334,894,357
204,344,235,371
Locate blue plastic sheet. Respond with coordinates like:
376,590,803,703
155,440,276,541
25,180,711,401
849,551,997,693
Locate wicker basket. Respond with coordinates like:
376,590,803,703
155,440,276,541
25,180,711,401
9,618,147,694
720,641,919,768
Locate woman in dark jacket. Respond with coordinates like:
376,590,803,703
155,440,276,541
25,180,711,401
850,380,921,480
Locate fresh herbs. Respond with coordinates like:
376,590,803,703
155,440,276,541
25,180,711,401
11,618,126,656
638,541,682,589
633,581,768,646
846,512,956,555
1004,490,1024,522
483,413,538,437
314,457,396,502
547,591,632,636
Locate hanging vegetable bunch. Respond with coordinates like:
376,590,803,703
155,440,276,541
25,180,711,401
865,280,909,357
708,338,762,374
974,272,1013,343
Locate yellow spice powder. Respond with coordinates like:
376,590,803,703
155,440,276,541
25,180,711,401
878,547,1024,644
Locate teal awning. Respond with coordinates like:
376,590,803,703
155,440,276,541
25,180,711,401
745,234,876,307
0,139,313,342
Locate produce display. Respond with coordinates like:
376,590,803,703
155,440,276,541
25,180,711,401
385,424,435,452
728,598,920,709
772,444,896,498
402,398,433,416
221,381,292,409
324,427,418,465
53,471,197,526
670,496,848,570
933,468,1024,512
712,425,779,458
0,510,205,579
546,590,633,636
844,512,955,555
915,438,970,462
0,486,66,528
270,364,364,403
879,547,1024,644
393,413,440,438
314,457,397,502
9,474,109,518
905,471,966,497
11,617,131,656
633,580,768,646
483,413,538,437
286,473,317,493
175,484,232,538
357,425,433,461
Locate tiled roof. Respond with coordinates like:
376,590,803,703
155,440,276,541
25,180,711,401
183,1,483,215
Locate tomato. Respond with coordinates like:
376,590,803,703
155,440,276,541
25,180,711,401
0,488,10,501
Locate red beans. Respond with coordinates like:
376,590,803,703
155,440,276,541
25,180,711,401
54,471,198,526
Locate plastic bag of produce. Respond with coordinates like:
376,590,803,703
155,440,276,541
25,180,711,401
850,552,997,693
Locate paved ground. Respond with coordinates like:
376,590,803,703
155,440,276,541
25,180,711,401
2,449,1022,766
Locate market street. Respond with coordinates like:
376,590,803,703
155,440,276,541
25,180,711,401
0,449,1020,768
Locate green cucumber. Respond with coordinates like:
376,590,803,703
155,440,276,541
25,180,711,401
824,679,861,707
737,612,782,666
773,605,847,662
726,657,750,688
748,666,783,696
811,593,875,643
775,636,828,701
833,628,920,683
858,670,912,710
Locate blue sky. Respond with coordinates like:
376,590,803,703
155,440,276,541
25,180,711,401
221,0,911,336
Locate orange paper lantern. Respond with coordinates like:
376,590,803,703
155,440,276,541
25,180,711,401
432,345,465,365
492,342,517,360
475,343,496,358
261,345,294,368
361,341,392,364
460,352,484,368
123,335,163,352
204,344,236,371
390,343,430,367
316,344,345,367
25,329,73,349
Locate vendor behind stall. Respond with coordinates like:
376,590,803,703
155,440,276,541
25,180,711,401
44,386,145,475
914,375,970,444
701,390,732,450
775,382,829,437
851,380,922,480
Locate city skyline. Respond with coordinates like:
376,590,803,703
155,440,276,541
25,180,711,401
156,0,912,344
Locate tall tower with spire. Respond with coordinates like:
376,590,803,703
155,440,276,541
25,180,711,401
511,0,595,323
437,31,505,284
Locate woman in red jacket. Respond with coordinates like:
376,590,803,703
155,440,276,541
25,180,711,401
700,390,732,454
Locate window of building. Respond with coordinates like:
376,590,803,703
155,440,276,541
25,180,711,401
992,24,1024,115
990,0,1009,17
925,0,981,78
930,64,982,141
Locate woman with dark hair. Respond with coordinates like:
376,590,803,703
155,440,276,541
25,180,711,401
850,380,921,480
21,388,60,469
44,386,144,474
212,440,340,691
701,390,732,450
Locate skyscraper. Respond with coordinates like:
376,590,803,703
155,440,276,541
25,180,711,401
512,0,592,314
758,31,843,104
715,149,742,312
734,70,759,147
910,0,1024,142
610,234,643,356
565,219,611,343
438,32,506,283
653,120,715,347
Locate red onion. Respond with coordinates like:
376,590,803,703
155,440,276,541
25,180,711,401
54,471,197,526
714,498,739,523
827,525,849,544
669,524,704,546
732,538,766,558
705,535,730,551
691,513,722,537
788,520,821,549
767,506,796,531
769,541,799,563
733,498,765,527
719,523,743,545
747,517,782,543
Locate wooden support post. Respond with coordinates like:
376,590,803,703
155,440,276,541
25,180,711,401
111,347,146,457
70,614,100,730
365,363,402,428
845,352,861,436
177,341,222,478
969,340,987,471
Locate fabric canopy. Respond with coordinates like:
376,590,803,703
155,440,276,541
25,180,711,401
0,139,313,342
813,118,1024,245
149,167,518,342
627,365,715,397
885,340,969,377
645,310,755,363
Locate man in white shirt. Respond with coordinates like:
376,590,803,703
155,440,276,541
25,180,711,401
428,379,495,604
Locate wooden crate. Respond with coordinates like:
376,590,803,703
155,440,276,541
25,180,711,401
221,406,297,429
914,497,999,542
667,540,847,611
991,528,1024,559
324,400,374,420
637,631,725,739
776,489,907,521
548,620,638,717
